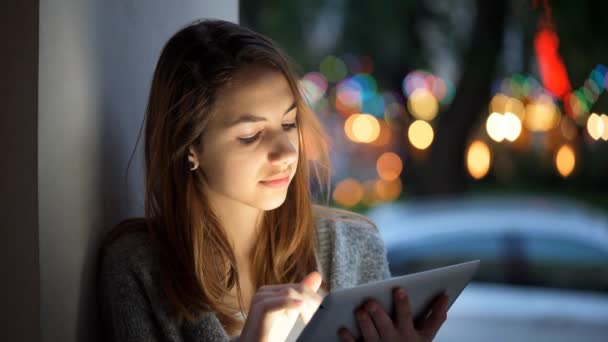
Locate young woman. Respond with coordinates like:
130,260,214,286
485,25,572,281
98,19,448,342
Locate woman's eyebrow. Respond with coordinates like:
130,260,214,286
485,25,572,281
227,102,296,127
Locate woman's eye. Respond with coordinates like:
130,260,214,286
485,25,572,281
283,122,297,131
238,123,296,145
238,132,261,144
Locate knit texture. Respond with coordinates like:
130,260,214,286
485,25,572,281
98,205,391,341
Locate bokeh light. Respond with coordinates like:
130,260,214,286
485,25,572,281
375,178,403,202
486,112,522,142
486,112,505,142
376,152,403,181
402,70,455,106
403,70,430,97
361,179,380,206
344,114,359,142
300,72,328,106
429,76,447,102
351,114,380,143
525,95,560,131
534,28,572,99
591,67,606,93
555,144,575,178
407,88,439,121
586,113,604,140
602,114,608,141
320,55,348,83
336,78,363,116
503,112,522,142
362,93,386,117
351,74,378,99
370,120,392,146
560,117,578,141
408,120,434,150
504,97,525,119
466,140,491,180
332,178,364,208
490,93,510,113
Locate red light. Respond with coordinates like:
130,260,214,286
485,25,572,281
534,28,572,99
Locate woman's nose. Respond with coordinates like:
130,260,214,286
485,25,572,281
268,132,298,166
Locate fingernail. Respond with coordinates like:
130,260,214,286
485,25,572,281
366,301,377,313
396,288,406,300
356,309,366,320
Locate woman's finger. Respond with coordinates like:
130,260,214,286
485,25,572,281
337,327,357,342
365,300,399,341
258,296,303,314
299,292,324,324
299,271,323,293
355,306,381,342
257,283,301,293
252,285,323,323
251,286,305,308
393,288,415,335
418,293,449,339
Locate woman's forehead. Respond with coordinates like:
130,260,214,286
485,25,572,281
213,65,296,125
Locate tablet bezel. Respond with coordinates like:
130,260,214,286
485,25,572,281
296,260,480,341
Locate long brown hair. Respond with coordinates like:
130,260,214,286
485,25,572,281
104,19,331,335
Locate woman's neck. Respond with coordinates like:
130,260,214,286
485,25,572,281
207,192,265,263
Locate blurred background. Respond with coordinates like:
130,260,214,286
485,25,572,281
242,0,608,341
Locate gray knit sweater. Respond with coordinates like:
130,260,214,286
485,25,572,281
98,205,391,341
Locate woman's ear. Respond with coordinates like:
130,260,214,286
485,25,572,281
187,146,199,171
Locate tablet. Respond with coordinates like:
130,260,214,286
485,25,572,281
296,260,480,341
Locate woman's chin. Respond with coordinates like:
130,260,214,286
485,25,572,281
256,193,288,211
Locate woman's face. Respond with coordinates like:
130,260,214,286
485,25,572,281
190,64,299,211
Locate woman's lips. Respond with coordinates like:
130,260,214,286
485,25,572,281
260,176,290,187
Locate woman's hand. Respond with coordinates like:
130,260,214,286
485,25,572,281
338,288,449,342
239,271,324,342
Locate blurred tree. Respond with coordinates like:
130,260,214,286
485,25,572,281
421,0,507,196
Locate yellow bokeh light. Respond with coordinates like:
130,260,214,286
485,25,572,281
332,178,364,207
486,112,505,142
344,114,360,142
408,120,434,150
375,178,403,202
407,88,439,121
486,112,521,143
601,114,608,141
376,152,403,181
503,112,522,142
352,114,380,143
361,180,380,206
586,113,604,140
490,93,509,113
555,144,575,178
504,97,525,119
466,140,491,179
525,96,560,132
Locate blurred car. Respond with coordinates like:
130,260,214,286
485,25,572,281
366,195,608,342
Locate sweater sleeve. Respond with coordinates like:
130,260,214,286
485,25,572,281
358,218,392,283
98,253,164,342
312,204,392,289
